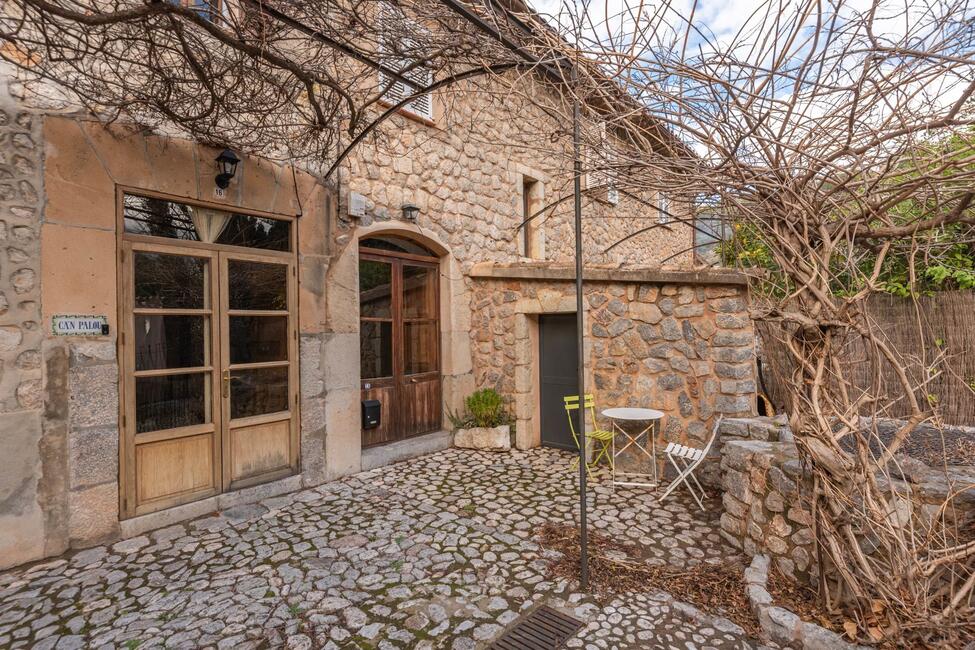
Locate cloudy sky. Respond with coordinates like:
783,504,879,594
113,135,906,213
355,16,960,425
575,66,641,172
526,0,777,50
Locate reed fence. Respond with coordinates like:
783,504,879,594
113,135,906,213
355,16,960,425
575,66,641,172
757,291,975,427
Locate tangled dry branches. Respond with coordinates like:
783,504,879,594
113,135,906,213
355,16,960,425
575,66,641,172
508,0,975,643
3,0,975,643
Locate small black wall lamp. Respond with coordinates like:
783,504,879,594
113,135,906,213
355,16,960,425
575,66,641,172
215,148,240,189
401,203,420,222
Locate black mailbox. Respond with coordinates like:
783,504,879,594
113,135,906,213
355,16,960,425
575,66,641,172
362,399,381,429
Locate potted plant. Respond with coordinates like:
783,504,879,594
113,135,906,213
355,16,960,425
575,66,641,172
449,388,513,451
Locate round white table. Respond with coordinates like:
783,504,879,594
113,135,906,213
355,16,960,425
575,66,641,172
602,407,665,489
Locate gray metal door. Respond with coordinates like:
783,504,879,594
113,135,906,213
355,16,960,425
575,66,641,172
539,314,579,450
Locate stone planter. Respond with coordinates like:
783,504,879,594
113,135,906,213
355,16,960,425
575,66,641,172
454,425,511,451
745,555,871,650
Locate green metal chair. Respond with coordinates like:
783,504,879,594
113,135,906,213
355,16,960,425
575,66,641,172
563,394,614,480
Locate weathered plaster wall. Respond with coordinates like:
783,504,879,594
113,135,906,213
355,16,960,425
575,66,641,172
466,266,756,451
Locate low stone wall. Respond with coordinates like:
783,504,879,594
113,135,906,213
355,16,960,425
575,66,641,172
717,417,975,585
719,435,816,582
745,555,867,650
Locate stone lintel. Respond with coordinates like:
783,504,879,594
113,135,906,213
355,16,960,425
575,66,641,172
468,262,750,286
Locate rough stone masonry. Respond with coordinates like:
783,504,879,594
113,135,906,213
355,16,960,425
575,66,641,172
0,83,65,568
468,269,757,453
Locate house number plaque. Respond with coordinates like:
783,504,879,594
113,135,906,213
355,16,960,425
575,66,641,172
52,315,109,336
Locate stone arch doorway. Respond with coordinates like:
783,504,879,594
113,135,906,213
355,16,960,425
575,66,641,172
358,233,442,446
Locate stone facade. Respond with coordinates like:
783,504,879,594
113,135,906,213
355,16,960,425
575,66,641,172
0,84,61,568
342,79,695,273
719,433,817,583
467,266,756,451
0,55,745,570
717,416,975,586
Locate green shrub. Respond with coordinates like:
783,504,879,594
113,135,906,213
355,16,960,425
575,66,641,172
447,388,511,429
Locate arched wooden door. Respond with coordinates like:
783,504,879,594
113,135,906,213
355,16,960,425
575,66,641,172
358,236,441,446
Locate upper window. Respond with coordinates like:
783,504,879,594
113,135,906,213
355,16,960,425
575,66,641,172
378,4,434,121
587,123,619,205
520,177,546,259
123,194,291,252
657,192,671,224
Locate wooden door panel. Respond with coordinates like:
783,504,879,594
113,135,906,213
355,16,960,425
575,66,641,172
120,201,298,520
135,433,216,508
359,247,442,446
228,417,291,484
362,383,396,447
400,377,442,437
219,252,298,491
122,242,222,518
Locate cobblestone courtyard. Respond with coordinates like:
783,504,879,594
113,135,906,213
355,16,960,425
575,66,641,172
0,448,772,649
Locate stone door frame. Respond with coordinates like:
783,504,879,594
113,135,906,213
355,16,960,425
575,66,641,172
321,222,474,479
510,291,582,450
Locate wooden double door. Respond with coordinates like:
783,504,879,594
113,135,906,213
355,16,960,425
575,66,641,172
359,242,442,447
120,241,299,517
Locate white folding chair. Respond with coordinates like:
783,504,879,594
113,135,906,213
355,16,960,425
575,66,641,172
658,416,722,511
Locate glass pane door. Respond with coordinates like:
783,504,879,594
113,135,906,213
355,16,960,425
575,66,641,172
399,262,441,437
219,253,297,489
124,245,221,517
359,251,442,446
359,256,396,447
133,251,214,432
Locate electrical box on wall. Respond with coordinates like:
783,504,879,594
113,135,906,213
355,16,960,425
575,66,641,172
362,399,381,429
348,191,366,218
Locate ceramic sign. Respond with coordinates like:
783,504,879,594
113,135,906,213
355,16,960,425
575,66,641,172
52,315,109,336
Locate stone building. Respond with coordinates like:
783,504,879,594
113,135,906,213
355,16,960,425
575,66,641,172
0,31,756,569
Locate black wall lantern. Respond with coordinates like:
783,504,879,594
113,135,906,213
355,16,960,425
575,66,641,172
215,148,240,189
401,203,420,222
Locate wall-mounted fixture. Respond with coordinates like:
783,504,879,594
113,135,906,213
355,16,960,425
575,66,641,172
401,203,420,222
215,148,240,189
348,191,367,218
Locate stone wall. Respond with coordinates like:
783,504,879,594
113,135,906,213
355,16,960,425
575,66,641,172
343,77,696,273
719,434,816,583
467,266,757,452
0,84,65,568
717,416,975,586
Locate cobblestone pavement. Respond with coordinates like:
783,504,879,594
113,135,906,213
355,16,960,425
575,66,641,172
0,448,772,649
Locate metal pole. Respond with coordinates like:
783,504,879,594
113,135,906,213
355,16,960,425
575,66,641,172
572,73,589,591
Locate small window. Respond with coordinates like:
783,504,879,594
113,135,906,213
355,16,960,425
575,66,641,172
694,211,730,265
123,194,291,252
378,4,434,121
657,192,671,224
522,178,537,258
587,123,619,205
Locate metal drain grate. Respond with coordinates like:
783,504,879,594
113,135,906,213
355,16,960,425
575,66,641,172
489,605,584,649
